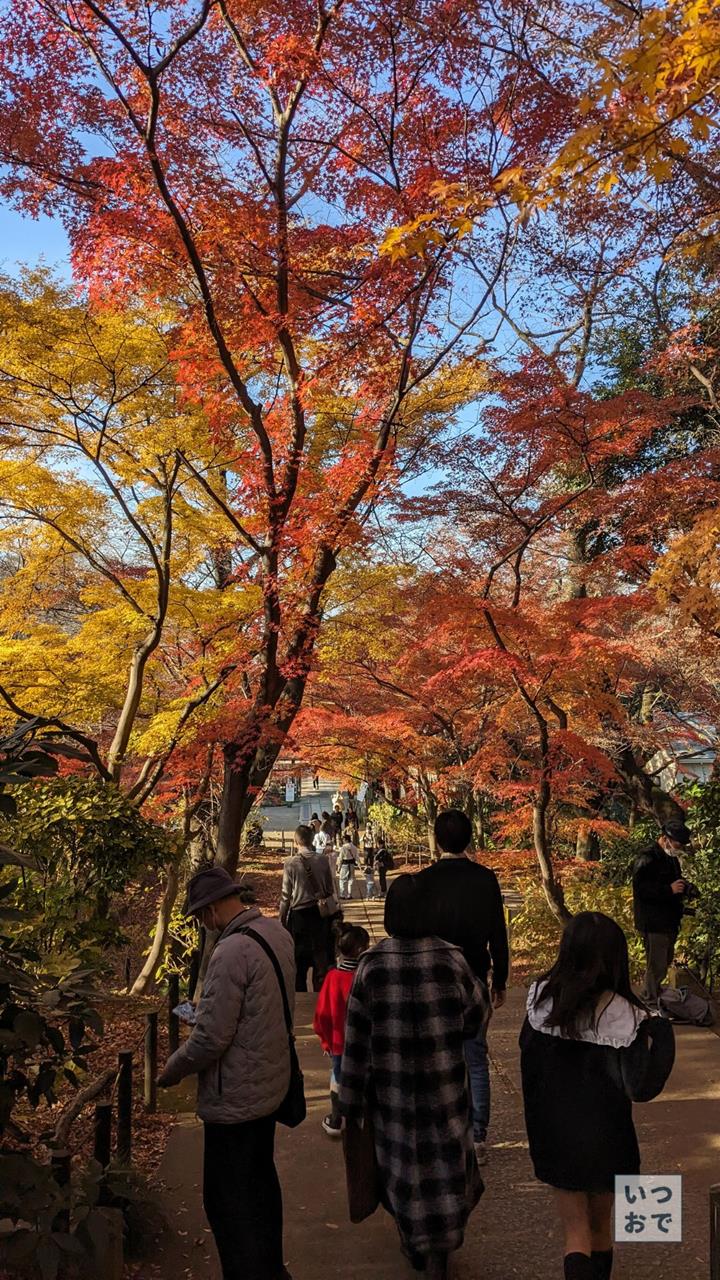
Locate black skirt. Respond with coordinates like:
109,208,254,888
519,1017,640,1192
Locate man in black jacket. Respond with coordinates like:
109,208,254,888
633,818,692,1005
416,809,509,1166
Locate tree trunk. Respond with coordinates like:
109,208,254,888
130,863,180,995
215,740,278,874
575,822,600,862
533,800,571,923
562,525,590,601
533,718,571,924
475,793,486,850
613,743,686,825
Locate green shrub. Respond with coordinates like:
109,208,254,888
683,778,720,990
367,800,425,850
599,820,656,885
0,777,175,970
512,866,647,981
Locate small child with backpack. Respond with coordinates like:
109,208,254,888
313,922,370,1137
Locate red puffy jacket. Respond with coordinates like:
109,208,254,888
313,967,356,1055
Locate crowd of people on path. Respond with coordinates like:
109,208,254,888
157,808,690,1280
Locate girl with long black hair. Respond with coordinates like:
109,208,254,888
520,911,675,1280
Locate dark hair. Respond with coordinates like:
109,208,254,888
384,873,435,939
295,824,314,848
336,923,370,959
434,809,472,855
311,813,319,822
321,810,331,820
533,912,646,1039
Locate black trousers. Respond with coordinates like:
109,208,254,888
290,904,330,992
642,930,677,1002
203,1116,283,1280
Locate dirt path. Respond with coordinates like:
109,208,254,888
155,894,720,1278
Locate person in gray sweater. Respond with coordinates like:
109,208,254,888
280,825,336,991
158,866,295,1280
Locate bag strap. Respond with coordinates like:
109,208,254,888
241,926,293,1035
299,852,324,901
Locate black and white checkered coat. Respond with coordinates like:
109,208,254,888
339,936,489,1257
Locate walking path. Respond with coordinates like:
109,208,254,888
156,888,720,1278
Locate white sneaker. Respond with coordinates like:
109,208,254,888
474,1140,488,1166
322,1113,343,1137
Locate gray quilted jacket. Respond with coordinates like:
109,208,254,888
162,907,296,1123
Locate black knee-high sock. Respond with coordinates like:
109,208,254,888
591,1249,613,1278
564,1254,593,1280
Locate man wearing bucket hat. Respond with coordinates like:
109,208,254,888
633,817,695,1006
157,866,295,1280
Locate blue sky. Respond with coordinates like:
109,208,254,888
0,207,70,273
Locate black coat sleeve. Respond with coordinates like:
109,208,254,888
633,855,674,905
619,1016,675,1103
487,872,510,990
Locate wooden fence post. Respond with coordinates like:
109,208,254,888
117,1050,133,1165
168,973,180,1054
144,1013,158,1113
711,1184,720,1280
94,1101,113,1169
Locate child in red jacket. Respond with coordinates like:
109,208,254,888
313,922,370,1136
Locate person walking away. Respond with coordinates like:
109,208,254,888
332,803,345,841
374,834,391,898
313,923,370,1137
340,874,488,1279
632,818,693,1007
320,811,337,849
520,911,675,1280
313,771,320,790
157,867,295,1280
362,821,375,867
336,835,360,900
311,814,328,854
279,826,335,991
415,809,509,1166
363,851,377,900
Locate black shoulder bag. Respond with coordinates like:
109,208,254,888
242,927,306,1128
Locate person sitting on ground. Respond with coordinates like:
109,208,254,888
520,911,675,1280
336,835,360,900
340,873,489,1280
313,922,370,1137
632,817,694,1008
157,866,295,1280
279,825,335,992
415,809,509,1166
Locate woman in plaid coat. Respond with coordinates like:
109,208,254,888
339,874,489,1277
